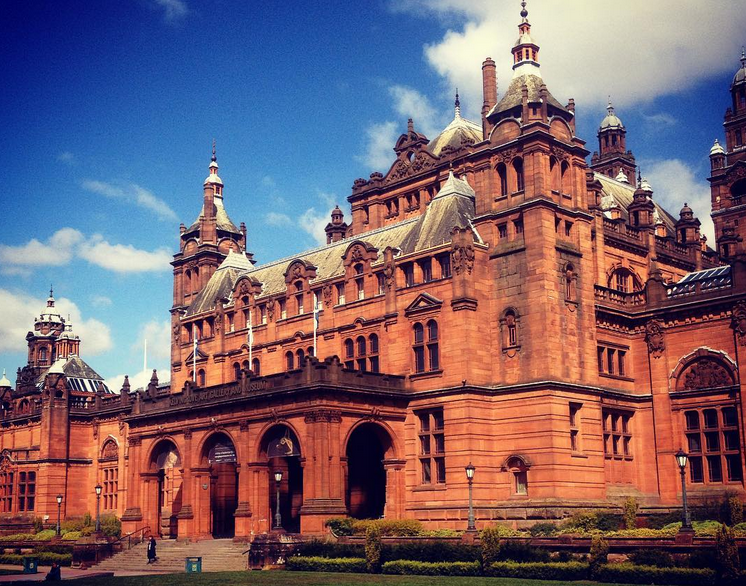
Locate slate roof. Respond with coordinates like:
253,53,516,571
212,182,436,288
37,355,112,394
427,113,483,156
596,173,677,233
185,175,480,317
184,196,240,235
487,74,568,118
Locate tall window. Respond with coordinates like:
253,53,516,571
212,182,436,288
336,283,345,305
413,320,439,373
684,407,742,484
344,339,355,369
0,471,13,513
296,348,305,368
354,264,365,300
603,409,633,459
369,334,379,373
438,253,451,279
570,403,582,453
285,351,294,371
101,440,119,511
356,336,367,371
279,299,287,320
513,158,524,192
233,362,241,381
252,358,261,375
497,163,508,196
418,409,445,484
506,457,528,495
565,264,575,301
402,263,415,288
197,369,205,386
18,471,35,512
376,273,385,295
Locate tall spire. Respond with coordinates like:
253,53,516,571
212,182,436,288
511,0,541,78
454,89,461,119
47,285,54,308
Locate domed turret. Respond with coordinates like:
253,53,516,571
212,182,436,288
710,138,725,156
591,98,636,180
600,99,624,130
676,202,701,245
325,205,348,244
733,48,746,86
0,370,11,390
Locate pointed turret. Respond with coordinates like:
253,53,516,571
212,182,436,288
511,1,541,78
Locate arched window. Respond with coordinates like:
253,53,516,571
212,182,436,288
549,156,560,192
413,323,425,373
369,334,380,373
609,268,641,293
184,269,191,294
296,348,305,368
233,362,241,381
100,440,119,510
560,161,570,195
197,369,206,387
285,351,294,371
307,346,314,357
565,263,576,301
252,357,261,375
504,309,518,348
513,158,524,192
497,163,508,197
192,267,199,292
295,281,304,315
39,347,47,364
344,339,355,369
427,320,439,371
506,457,528,495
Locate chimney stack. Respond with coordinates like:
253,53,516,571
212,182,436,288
481,57,497,139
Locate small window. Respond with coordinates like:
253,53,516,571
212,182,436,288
197,369,205,386
296,348,305,368
419,258,432,283
438,254,451,279
252,358,260,376
498,223,508,239
285,351,294,371
279,299,287,320
336,283,345,305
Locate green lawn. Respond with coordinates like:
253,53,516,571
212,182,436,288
61,571,641,586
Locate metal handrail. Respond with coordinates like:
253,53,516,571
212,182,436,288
110,525,151,550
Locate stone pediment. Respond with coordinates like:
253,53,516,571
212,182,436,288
184,347,209,364
384,150,439,185
404,293,443,317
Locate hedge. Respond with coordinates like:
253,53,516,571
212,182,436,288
295,540,364,559
61,531,81,541
32,530,57,541
487,561,589,581
0,533,35,542
381,560,481,576
594,563,716,585
285,556,366,573
383,542,479,563
0,552,72,566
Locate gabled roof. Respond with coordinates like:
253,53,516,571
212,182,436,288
37,355,112,394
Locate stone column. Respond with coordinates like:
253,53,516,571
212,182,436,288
383,459,406,520
176,430,194,538
234,421,252,538
121,437,143,534
248,462,269,534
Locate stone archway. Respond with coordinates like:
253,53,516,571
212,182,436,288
345,422,394,519
201,432,238,538
259,425,303,533
149,439,182,538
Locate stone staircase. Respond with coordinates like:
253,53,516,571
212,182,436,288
92,538,249,574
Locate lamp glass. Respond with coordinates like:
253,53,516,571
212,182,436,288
56,494,63,505
465,463,475,480
675,449,688,469
274,470,283,483
95,484,102,496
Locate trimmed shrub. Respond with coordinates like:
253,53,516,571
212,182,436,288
382,542,479,564
728,495,743,526
420,528,462,537
365,525,381,574
285,556,366,573
528,522,557,537
32,530,56,542
715,523,740,583
627,549,674,568
382,560,480,576
100,515,121,538
589,535,608,577
82,512,93,528
0,534,34,542
561,511,621,534
480,526,501,567
623,497,638,529
0,552,72,566
664,519,722,536
605,527,678,538
61,531,81,541
296,539,363,559
498,540,550,563
487,561,589,580
0,555,22,565
324,517,354,536
355,519,423,536
594,563,716,586
33,517,45,534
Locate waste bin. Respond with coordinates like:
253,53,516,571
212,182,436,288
22,557,38,574
186,556,202,573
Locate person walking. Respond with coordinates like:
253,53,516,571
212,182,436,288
147,536,157,564
44,562,61,581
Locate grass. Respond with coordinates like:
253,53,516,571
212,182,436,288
58,570,646,586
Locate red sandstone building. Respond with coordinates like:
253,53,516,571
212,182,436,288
1,5,746,540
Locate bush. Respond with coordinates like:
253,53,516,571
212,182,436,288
296,539,363,559
80,526,94,537
479,523,526,537
480,526,501,567
100,515,121,538
715,523,740,583
82,512,93,528
487,561,589,580
728,495,743,526
61,531,81,541
365,525,381,574
605,527,678,538
324,517,355,536
646,511,683,529
285,556,366,573
561,511,621,534
382,560,480,576
355,519,423,536
0,553,72,566
32,530,57,542
627,549,674,568
497,541,550,563
0,533,34,542
663,519,722,536
33,517,45,534
733,522,746,536
623,497,638,529
528,522,557,537
420,529,462,537
382,542,479,564
594,563,716,585
589,535,608,577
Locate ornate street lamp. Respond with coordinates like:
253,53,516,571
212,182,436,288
273,470,283,531
674,449,692,530
94,484,102,533
465,462,476,532
55,495,63,536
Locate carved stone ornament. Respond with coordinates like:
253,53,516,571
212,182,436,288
451,242,475,276
351,246,364,262
267,301,275,322
128,436,142,447
238,279,251,299
322,285,333,307
645,319,665,358
239,420,249,432
102,440,118,460
172,323,180,342
494,147,519,164
304,409,342,423
214,315,222,335
681,359,734,390
183,429,193,440
383,261,395,290
731,301,746,346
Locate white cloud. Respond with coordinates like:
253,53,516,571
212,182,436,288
265,212,293,227
642,112,678,128
57,151,76,165
151,0,189,23
90,294,112,308
357,120,398,169
82,180,177,221
389,85,441,137
261,175,277,188
298,207,329,245
132,319,172,362
392,0,746,116
78,235,172,273
0,289,112,355
106,367,170,394
0,228,84,272
644,159,715,244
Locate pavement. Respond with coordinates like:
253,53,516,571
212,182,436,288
0,563,163,581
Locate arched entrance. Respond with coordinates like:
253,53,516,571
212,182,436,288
260,425,302,533
150,440,182,538
202,433,238,538
346,423,392,519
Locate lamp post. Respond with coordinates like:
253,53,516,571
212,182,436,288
674,449,692,530
55,495,63,537
465,462,476,533
273,470,283,531
94,484,102,533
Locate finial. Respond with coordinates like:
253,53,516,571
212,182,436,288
607,95,614,114
211,139,217,162
454,89,461,118
520,1,528,19
49,284,53,298
741,46,746,66
407,118,414,133
637,168,642,189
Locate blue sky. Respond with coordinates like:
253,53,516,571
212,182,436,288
1,0,745,389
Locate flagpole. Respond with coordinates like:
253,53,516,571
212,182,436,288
248,307,253,368
313,300,319,357
192,324,197,382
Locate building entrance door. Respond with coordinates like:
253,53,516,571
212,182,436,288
346,423,388,519
205,434,238,538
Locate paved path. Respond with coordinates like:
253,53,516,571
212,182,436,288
0,563,163,581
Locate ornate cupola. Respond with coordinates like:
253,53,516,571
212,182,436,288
511,1,541,78
675,203,701,245
710,139,726,171
325,205,348,244
628,173,655,229
590,98,636,180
